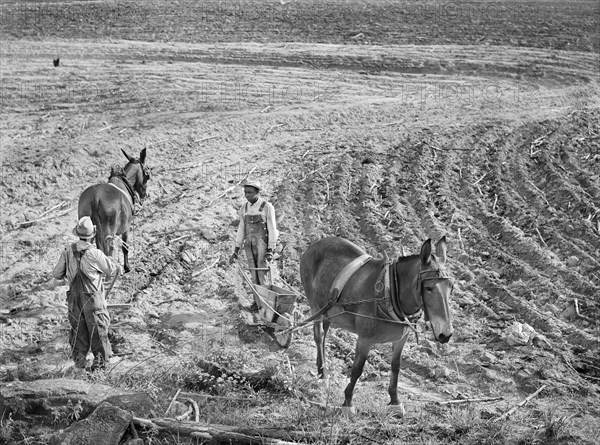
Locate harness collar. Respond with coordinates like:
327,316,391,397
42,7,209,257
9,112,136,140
108,172,136,212
386,259,423,323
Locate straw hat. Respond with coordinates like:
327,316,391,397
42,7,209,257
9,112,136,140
243,179,262,191
72,216,96,239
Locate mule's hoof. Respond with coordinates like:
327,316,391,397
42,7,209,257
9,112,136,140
339,405,356,417
123,266,130,274
386,403,406,418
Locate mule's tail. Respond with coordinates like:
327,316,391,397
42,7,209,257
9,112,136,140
300,241,324,301
92,197,112,257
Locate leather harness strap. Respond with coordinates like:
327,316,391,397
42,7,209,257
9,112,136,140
327,254,373,303
108,182,134,210
296,254,373,328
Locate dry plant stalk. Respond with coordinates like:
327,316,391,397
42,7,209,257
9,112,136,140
19,207,72,227
574,299,594,323
165,389,181,416
494,384,547,421
206,166,258,207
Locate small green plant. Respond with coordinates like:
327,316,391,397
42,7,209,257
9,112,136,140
51,399,84,426
0,412,16,442
542,407,573,441
448,404,479,437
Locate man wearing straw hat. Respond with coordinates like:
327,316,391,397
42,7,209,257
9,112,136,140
229,179,279,286
53,216,120,372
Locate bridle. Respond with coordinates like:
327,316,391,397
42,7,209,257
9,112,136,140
414,265,453,321
123,160,151,204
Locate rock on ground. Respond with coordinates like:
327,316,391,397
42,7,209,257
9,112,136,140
49,401,132,445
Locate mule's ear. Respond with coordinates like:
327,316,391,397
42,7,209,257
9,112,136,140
121,148,134,162
139,148,147,164
420,239,432,265
436,236,447,263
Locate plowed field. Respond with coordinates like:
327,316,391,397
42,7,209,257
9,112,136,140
1,1,599,444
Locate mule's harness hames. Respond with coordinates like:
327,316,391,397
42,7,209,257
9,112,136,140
289,254,373,330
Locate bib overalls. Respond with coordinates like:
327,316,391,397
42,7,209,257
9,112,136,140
244,201,269,285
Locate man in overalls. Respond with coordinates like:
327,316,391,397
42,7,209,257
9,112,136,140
53,216,120,371
229,180,279,285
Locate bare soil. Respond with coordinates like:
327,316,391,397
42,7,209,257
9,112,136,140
1,1,599,444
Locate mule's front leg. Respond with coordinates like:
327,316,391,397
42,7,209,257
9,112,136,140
122,231,130,273
343,338,371,407
388,331,409,405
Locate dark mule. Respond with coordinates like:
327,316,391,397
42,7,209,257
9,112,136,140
78,148,150,273
300,236,453,408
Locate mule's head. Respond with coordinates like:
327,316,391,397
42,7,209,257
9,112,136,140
122,148,151,203
416,237,454,343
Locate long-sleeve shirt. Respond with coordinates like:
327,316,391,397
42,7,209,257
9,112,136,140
53,240,119,293
235,197,279,250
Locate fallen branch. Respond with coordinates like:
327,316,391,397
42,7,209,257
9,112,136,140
206,166,257,207
38,201,68,219
472,172,488,186
457,228,465,252
494,384,547,422
185,398,200,423
535,227,548,248
370,120,403,128
437,396,503,406
193,135,218,144
18,207,72,227
179,392,259,404
527,180,550,206
165,389,181,416
175,406,193,421
207,185,235,206
153,227,203,236
169,163,203,172
191,257,220,278
157,298,193,306
574,299,595,323
169,234,191,244
429,145,472,152
299,164,329,182
263,124,285,139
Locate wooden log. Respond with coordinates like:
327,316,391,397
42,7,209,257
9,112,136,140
133,417,307,444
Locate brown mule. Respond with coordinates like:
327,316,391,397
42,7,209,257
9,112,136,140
300,236,453,408
78,148,150,273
